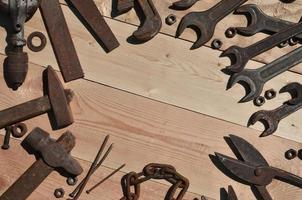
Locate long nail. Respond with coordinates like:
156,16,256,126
86,164,126,194
69,135,110,198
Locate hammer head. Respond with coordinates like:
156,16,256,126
44,66,74,129
22,127,83,176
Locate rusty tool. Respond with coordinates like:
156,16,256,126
227,44,302,103
176,0,247,49
171,0,199,10
0,127,83,200
226,185,238,200
69,135,113,199
233,4,302,41
215,135,302,200
121,163,189,200
116,0,162,42
0,66,74,131
221,21,302,73
65,0,120,53
248,82,302,137
1,123,27,150
0,0,39,90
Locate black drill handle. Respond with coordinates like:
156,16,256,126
5,49,28,90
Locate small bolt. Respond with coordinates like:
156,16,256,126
165,14,177,25
285,149,297,160
2,127,11,150
254,96,265,107
54,188,65,198
264,89,277,100
67,177,78,186
225,27,237,38
211,39,223,50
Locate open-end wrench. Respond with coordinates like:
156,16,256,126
227,45,302,102
171,0,199,10
234,4,302,40
248,82,302,137
221,21,302,73
176,0,247,50
117,0,162,42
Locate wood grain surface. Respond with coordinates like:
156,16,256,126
0,57,301,199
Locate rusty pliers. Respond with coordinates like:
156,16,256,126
215,135,302,200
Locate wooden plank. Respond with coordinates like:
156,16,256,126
0,137,198,200
1,7,302,142
95,0,302,74
0,58,301,199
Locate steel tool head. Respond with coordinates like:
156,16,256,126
176,11,214,49
220,46,249,73
227,69,264,103
248,109,279,137
22,127,83,176
44,66,74,129
279,82,302,105
234,4,266,36
133,15,162,42
215,153,274,186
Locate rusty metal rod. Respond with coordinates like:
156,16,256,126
86,164,126,194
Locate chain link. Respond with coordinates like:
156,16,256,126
121,163,189,200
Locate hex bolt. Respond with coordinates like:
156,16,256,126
285,149,297,160
1,127,11,150
165,14,177,25
253,96,266,107
211,39,223,50
225,27,237,38
67,177,78,186
264,89,277,100
54,188,65,198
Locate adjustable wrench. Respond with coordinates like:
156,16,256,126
221,21,302,73
117,0,162,42
248,82,302,137
176,0,247,49
228,45,302,103
171,0,199,10
234,4,302,40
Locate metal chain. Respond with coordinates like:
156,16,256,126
121,163,189,200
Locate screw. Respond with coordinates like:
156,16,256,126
165,14,177,25
67,177,78,186
264,89,277,100
254,96,265,107
2,127,12,150
54,188,65,198
225,27,237,38
211,39,223,50
285,149,297,160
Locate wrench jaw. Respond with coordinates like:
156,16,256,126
176,12,213,50
133,15,162,42
234,4,265,36
220,46,248,73
171,0,198,10
227,70,263,103
248,110,279,137
280,82,302,105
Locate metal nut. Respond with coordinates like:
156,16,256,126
211,39,223,50
253,96,265,107
54,188,65,198
225,27,237,38
27,31,47,52
285,149,297,160
67,177,78,186
264,89,277,100
165,14,177,25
